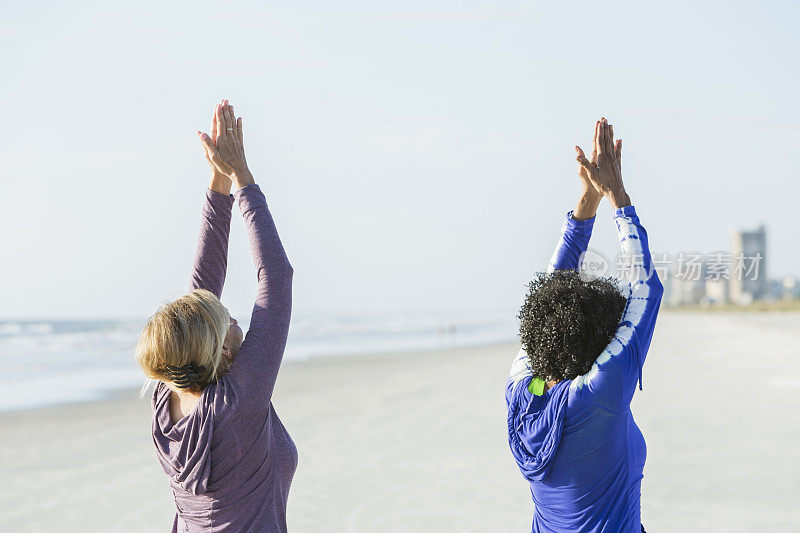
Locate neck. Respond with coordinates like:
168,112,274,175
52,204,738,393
167,385,202,397
545,379,560,392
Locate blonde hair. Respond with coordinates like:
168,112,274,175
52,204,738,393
135,289,230,394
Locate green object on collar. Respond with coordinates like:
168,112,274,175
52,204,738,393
528,377,546,396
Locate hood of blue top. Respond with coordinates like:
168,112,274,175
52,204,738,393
506,378,570,483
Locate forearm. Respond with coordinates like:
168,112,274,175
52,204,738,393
546,210,595,272
572,190,602,221
189,189,235,297
235,184,292,276
614,205,660,294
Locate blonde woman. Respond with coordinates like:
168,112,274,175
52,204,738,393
136,99,296,532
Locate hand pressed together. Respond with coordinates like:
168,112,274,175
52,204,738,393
198,99,255,191
575,118,630,209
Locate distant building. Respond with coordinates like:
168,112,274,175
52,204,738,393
767,279,785,300
705,277,730,305
654,225,779,307
729,225,767,304
667,260,729,306
781,276,800,300
668,275,705,305
667,258,707,306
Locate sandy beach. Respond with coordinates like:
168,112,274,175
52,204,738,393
1,311,798,532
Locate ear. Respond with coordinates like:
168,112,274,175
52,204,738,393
222,346,233,362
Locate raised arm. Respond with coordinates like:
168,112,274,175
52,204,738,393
189,101,235,298
230,183,293,408
198,100,293,411
509,207,599,390
546,120,604,272
572,206,663,408
546,211,596,272
510,121,605,387
572,118,663,409
189,188,234,298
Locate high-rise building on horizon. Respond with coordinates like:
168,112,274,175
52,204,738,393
730,225,767,304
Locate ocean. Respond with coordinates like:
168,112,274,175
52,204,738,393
0,311,517,412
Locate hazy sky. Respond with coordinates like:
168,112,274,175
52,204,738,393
2,0,799,320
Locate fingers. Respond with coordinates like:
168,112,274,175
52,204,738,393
198,131,218,160
201,99,245,176
604,120,615,158
198,131,231,174
211,105,218,144
214,99,237,142
591,121,598,164
216,99,242,144
595,119,605,156
198,131,215,151
600,118,608,156
596,116,621,162
216,102,225,141
222,100,235,140
608,124,615,154
201,142,213,164
597,117,615,158
575,146,597,177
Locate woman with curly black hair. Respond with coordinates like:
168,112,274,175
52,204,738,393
506,118,663,533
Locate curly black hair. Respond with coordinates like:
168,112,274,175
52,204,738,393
518,269,627,383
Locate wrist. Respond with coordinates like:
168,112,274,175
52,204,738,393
573,190,602,221
232,169,255,187
605,188,631,209
209,173,232,195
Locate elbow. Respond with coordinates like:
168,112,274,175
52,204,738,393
283,258,294,278
256,260,294,285
277,259,294,285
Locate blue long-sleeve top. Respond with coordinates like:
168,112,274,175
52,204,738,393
506,205,664,533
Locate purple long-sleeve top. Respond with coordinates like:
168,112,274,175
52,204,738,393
149,184,297,532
